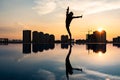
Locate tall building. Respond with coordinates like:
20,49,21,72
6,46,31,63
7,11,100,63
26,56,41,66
44,33,49,43
49,34,55,43
23,30,31,43
94,30,106,42
86,34,95,42
32,31,39,44
86,30,106,43
61,35,68,43
23,30,55,44
39,32,44,43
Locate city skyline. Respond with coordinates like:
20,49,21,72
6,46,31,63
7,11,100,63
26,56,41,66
0,0,120,40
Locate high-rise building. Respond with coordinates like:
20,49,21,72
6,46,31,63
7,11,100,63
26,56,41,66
44,33,49,43
23,30,31,43
86,30,106,43
61,35,68,43
23,30,55,44
39,32,44,43
49,34,55,43
32,31,39,44
94,30,106,42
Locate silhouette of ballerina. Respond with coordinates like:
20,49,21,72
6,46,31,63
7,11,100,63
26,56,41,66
66,6,82,41
65,44,82,80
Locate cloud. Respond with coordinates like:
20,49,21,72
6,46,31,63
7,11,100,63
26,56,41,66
33,0,120,15
32,0,56,15
32,69,56,80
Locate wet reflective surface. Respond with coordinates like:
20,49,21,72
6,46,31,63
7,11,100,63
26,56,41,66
0,44,120,80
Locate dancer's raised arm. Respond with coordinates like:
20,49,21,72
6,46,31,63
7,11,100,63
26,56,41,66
66,6,69,16
73,15,83,18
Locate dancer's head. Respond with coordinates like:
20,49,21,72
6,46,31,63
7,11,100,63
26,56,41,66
70,12,73,16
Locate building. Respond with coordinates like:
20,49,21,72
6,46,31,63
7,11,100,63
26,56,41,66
23,30,55,44
113,36,120,43
39,32,44,43
86,34,95,43
86,30,106,43
32,31,39,44
61,35,68,43
23,30,31,43
93,30,106,42
0,38,8,45
0,38,8,43
49,34,55,43
44,33,50,43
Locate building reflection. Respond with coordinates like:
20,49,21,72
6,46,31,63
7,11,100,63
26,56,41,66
86,44,106,53
61,43,68,49
23,44,31,53
22,43,55,54
32,43,55,53
23,43,71,54
23,43,107,54
113,43,120,48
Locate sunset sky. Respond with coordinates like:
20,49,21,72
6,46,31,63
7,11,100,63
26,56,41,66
0,0,120,40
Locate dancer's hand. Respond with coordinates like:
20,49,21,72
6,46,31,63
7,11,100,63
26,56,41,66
67,6,69,10
81,15,83,18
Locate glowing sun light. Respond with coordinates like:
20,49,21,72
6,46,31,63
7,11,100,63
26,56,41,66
98,28,103,32
98,51,103,56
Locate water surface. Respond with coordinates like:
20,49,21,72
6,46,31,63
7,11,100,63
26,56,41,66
0,44,120,80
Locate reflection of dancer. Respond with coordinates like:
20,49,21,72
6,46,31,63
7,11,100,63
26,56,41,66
65,44,82,80
66,6,82,40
